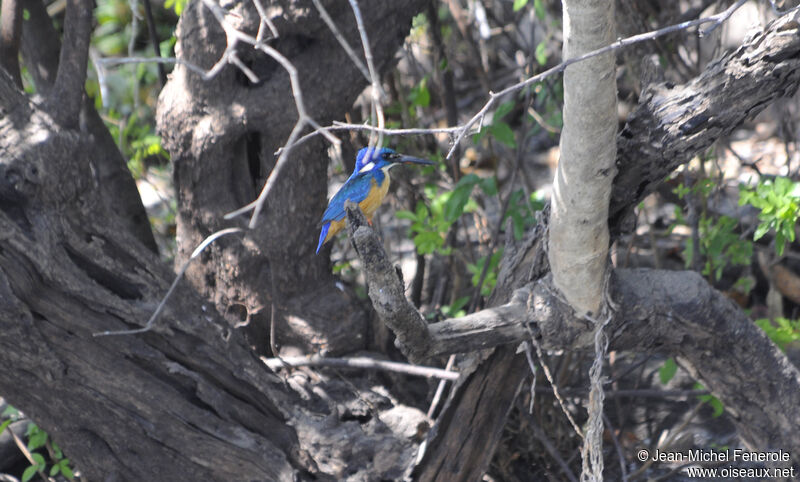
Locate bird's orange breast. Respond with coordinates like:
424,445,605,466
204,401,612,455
322,176,390,244
358,175,391,219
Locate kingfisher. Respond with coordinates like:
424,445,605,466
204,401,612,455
316,147,433,254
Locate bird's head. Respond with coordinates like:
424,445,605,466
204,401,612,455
354,147,434,176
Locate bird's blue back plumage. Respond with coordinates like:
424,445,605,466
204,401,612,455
319,147,392,224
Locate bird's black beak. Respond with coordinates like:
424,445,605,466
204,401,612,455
395,154,434,166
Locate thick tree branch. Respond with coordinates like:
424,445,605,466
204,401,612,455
345,210,800,465
20,0,62,91
0,0,23,88
16,0,158,253
47,0,93,128
345,202,431,362
610,7,800,235
548,0,617,316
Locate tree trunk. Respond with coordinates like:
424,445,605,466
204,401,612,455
3,2,800,481
409,7,800,479
157,0,425,355
548,0,616,317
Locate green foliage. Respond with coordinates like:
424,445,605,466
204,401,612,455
695,382,725,417
474,100,517,148
739,176,800,256
512,0,528,12
533,0,546,20
504,190,544,240
534,41,548,66
659,358,677,384
467,249,503,297
397,174,497,255
0,410,77,482
695,215,752,281
21,453,45,482
409,76,431,109
26,423,47,450
441,296,470,318
755,317,800,351
670,181,752,281
164,0,188,16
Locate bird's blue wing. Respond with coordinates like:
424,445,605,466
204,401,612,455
319,173,376,223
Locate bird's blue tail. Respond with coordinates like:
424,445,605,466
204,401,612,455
316,223,330,254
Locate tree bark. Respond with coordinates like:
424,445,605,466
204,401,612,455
0,72,303,480
405,7,800,479
3,2,800,481
548,0,617,316
157,0,425,354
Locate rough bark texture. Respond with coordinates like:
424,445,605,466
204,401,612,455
2,2,800,481
157,0,425,355
610,9,800,235
0,71,303,481
19,0,158,253
549,0,617,316
410,8,800,479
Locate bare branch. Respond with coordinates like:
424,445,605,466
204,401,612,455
347,0,385,151
312,0,371,82
262,355,459,381
94,228,243,337
47,0,93,128
444,0,758,160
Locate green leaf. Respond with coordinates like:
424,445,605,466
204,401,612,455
395,210,417,222
444,175,480,222
409,77,431,108
413,231,444,255
26,424,47,450
659,358,677,384
535,42,547,66
60,460,74,479
479,176,498,196
753,222,770,241
512,0,528,12
22,465,38,482
2,405,18,418
533,0,546,19
494,101,515,121
489,122,516,148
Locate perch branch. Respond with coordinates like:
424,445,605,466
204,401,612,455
344,202,431,363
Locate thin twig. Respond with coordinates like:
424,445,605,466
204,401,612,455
427,354,457,417
627,400,706,480
603,412,629,482
445,0,753,160
93,228,243,337
312,0,371,82
262,355,460,380
531,337,584,439
347,0,385,152
527,412,580,482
